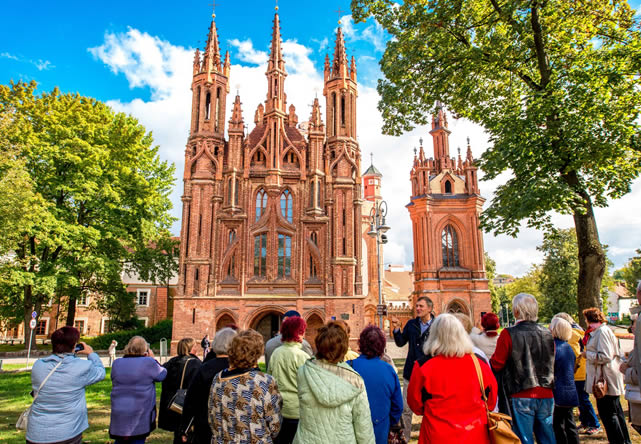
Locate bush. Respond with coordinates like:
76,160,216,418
85,320,172,350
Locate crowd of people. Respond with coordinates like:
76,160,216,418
23,282,641,444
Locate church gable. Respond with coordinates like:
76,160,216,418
430,171,465,194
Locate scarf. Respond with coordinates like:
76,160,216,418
582,325,597,346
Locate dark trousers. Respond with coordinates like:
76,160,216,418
553,406,579,444
596,395,631,444
575,380,600,428
27,434,82,444
275,417,299,444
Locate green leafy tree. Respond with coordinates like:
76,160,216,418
0,81,175,347
485,252,501,312
616,249,641,295
352,0,641,327
501,267,542,324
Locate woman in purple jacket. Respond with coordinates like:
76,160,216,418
109,336,167,444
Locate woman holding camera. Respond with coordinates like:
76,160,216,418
109,335,167,444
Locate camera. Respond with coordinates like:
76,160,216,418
74,343,84,353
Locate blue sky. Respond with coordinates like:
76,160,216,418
2,0,641,277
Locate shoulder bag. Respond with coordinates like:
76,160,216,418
471,354,521,444
168,358,194,414
593,364,608,399
387,418,407,444
16,359,64,430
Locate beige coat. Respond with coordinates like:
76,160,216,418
585,324,624,396
627,307,641,384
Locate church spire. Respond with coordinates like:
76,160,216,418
268,12,285,73
228,94,244,131
265,11,287,114
203,14,222,77
430,104,451,167
330,26,349,79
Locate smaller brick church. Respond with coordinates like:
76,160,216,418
407,108,491,324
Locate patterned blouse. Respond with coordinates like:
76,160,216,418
208,368,283,444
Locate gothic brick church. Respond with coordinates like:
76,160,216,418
407,109,491,324
172,11,378,349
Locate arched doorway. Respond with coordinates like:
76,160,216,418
446,300,469,315
251,311,283,343
305,313,324,352
216,313,235,331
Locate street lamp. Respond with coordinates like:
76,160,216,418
368,200,390,330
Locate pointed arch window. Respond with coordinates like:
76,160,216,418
195,87,201,132
444,180,452,194
340,95,346,126
234,178,240,206
227,255,235,278
278,234,292,278
254,234,267,277
280,189,293,223
442,225,460,267
255,188,267,222
309,254,317,278
310,231,318,245
228,229,236,244
227,178,233,204
205,92,211,120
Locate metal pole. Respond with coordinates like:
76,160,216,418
377,227,383,330
26,328,33,370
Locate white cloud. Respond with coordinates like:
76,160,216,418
340,14,386,52
90,27,641,279
1,51,54,71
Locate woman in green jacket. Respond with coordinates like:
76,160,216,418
294,321,375,444
268,316,310,444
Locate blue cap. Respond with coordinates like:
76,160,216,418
283,310,301,318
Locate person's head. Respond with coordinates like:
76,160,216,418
228,329,264,369
176,337,196,356
549,317,572,341
583,307,607,325
512,293,539,321
334,319,351,336
416,296,433,319
637,281,641,304
315,321,349,364
51,326,80,354
280,316,307,343
358,325,386,358
212,327,237,355
423,313,473,358
481,312,500,332
111,340,117,344
454,313,473,334
124,336,149,356
553,312,576,326
282,310,301,323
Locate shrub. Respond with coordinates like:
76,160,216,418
85,320,172,350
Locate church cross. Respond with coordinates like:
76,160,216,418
335,7,345,24
370,152,374,166
209,0,220,17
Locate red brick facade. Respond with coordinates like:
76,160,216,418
173,13,368,349
407,109,491,326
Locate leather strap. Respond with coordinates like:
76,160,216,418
471,354,490,414
179,358,194,389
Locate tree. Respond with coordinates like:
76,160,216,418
352,0,641,327
616,249,641,295
501,267,542,325
485,252,501,312
0,81,175,347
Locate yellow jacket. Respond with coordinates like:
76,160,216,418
569,327,586,381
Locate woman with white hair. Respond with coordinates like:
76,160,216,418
407,313,497,444
179,327,238,444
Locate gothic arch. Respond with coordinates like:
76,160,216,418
215,309,238,330
434,216,466,268
277,187,296,227
440,172,457,194
281,147,302,170
329,147,358,178
445,298,470,315
244,306,287,329
304,310,325,352
186,144,219,176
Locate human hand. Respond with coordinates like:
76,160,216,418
146,348,155,358
76,342,93,355
391,317,400,328
182,435,188,443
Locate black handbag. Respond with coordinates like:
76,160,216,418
388,419,407,444
168,358,194,414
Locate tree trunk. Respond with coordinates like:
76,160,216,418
66,296,77,327
23,285,36,350
573,197,606,329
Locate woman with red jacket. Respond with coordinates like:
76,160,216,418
407,313,497,444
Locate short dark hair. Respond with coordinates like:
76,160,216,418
358,325,386,358
583,307,607,324
51,326,80,354
281,316,307,342
283,310,301,318
228,329,264,369
417,296,433,307
315,321,348,364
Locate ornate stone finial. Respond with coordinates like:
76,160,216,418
458,146,461,155
370,152,374,166
209,0,219,18
414,147,417,156
419,137,423,147
275,0,279,11
467,136,470,146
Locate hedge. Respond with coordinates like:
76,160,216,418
84,320,172,350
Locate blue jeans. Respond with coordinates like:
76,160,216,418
575,380,600,428
511,397,556,444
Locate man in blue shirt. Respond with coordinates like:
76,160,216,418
392,296,434,440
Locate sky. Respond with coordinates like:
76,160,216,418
2,0,641,277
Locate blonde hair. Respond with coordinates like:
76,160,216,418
176,337,196,356
423,313,474,358
553,312,575,325
454,313,473,334
124,335,148,356
512,293,539,321
549,317,572,341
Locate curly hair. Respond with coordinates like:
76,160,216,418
315,321,348,364
583,307,607,324
280,316,307,342
358,325,386,358
228,329,264,369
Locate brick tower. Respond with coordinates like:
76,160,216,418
406,108,491,325
173,12,367,350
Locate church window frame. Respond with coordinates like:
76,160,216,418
444,180,452,194
215,87,221,132
234,178,240,206
195,87,201,132
205,91,211,120
254,234,267,277
280,189,293,223
255,188,267,222
278,234,292,278
227,178,233,204
309,254,317,278
340,95,346,127
441,224,460,267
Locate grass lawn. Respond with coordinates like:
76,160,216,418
1,360,639,443
0,343,51,353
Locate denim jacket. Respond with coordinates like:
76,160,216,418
26,352,105,443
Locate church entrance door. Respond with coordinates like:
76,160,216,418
251,312,282,343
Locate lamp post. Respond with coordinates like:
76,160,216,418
367,200,390,330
